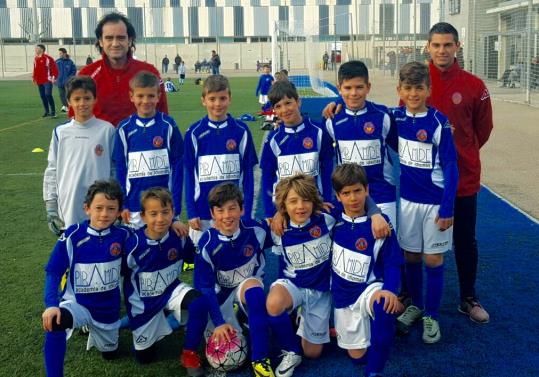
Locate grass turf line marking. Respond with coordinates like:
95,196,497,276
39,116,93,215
0,172,43,176
482,183,539,224
0,118,45,133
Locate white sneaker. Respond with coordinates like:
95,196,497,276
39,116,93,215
60,106,67,112
397,305,423,334
275,350,302,377
422,316,441,344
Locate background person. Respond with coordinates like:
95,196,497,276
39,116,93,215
33,44,58,118
55,48,77,113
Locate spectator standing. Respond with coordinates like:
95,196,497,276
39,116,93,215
322,52,329,70
86,54,93,65
33,44,58,118
162,54,170,73
210,50,221,74
387,50,397,77
55,48,77,113
174,54,181,73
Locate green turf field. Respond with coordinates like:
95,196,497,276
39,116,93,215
0,77,264,376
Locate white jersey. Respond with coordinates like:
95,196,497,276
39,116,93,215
43,116,116,227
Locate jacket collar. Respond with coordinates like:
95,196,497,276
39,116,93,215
429,58,461,81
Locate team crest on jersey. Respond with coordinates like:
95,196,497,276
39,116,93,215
110,242,122,256
363,122,375,134
416,129,428,142
226,139,237,151
167,248,178,261
153,136,164,148
303,137,314,149
480,88,490,101
243,244,254,257
94,144,104,156
309,225,322,238
355,238,368,251
452,92,462,105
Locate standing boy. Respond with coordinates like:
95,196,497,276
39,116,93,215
55,48,77,113
43,76,116,235
33,44,58,118
331,163,403,377
113,71,184,229
256,64,274,105
394,62,458,344
194,183,275,377
184,75,258,245
42,180,130,377
260,80,334,221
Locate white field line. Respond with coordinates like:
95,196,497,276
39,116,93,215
481,184,539,224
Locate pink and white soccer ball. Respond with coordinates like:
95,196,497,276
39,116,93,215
205,332,248,372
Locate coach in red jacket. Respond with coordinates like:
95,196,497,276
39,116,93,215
70,12,168,127
33,44,58,118
427,22,493,324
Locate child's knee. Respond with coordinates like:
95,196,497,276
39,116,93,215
424,253,443,267
404,251,422,263
50,308,74,332
348,348,367,359
302,341,323,359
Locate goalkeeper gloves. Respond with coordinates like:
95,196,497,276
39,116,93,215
45,200,65,236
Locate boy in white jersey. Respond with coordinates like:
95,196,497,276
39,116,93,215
394,62,458,344
43,76,116,235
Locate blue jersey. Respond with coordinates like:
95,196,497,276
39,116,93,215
194,219,272,326
44,221,131,324
260,118,334,218
324,101,397,204
331,213,403,309
123,228,195,330
184,114,258,220
392,106,459,218
164,81,177,92
113,111,184,213
271,213,335,292
256,74,274,96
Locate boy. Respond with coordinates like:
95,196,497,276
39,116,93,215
324,60,398,226
260,80,334,221
43,75,116,235
256,64,274,105
331,164,403,377
394,62,458,344
184,75,258,245
164,77,178,93
194,183,274,377
113,71,184,229
178,61,186,85
123,187,209,376
42,180,130,376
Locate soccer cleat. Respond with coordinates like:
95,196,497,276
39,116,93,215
252,358,275,377
60,106,67,112
458,298,490,324
42,112,50,117
183,262,195,271
396,305,423,334
181,349,204,377
422,316,441,344
50,113,57,118
275,350,302,377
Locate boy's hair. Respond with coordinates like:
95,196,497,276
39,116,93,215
140,187,173,214
280,69,288,77
332,163,369,194
428,22,459,43
84,179,124,209
274,174,323,220
208,182,244,210
95,12,136,54
268,80,298,106
399,62,431,87
36,44,46,51
274,72,289,82
338,60,369,84
58,47,67,54
262,64,270,70
129,70,160,91
202,74,231,97
66,75,97,99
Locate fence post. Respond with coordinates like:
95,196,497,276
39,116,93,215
525,0,533,104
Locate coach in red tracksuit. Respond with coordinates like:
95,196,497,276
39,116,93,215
427,23,493,324
70,12,168,127
33,44,58,118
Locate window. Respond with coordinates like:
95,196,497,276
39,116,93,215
449,0,461,15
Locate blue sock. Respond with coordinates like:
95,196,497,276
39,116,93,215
365,300,395,377
268,312,301,354
44,331,66,377
183,296,210,351
245,287,270,361
425,264,444,319
406,262,424,308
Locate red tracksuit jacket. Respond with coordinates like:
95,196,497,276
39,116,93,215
33,54,58,85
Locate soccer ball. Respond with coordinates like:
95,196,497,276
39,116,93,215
205,332,248,372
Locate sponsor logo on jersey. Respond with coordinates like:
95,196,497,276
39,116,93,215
452,92,462,105
283,234,331,270
431,241,449,248
363,122,375,134
136,335,148,344
74,259,121,293
94,144,104,156
110,242,122,256
338,139,381,166
168,248,178,260
128,149,171,179
277,152,319,178
226,139,237,151
303,137,314,149
153,136,164,148
76,236,90,248
416,129,428,142
335,117,348,126
217,257,259,288
139,261,182,297
198,154,241,182
355,238,368,251
243,244,254,257
199,130,210,139
309,225,321,238
332,242,372,283
398,137,433,169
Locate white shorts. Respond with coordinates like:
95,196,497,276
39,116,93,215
60,300,120,352
205,277,264,337
271,279,331,345
377,201,397,232
398,198,453,254
189,219,213,248
132,282,193,350
128,212,145,230
334,282,383,350
259,94,268,105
